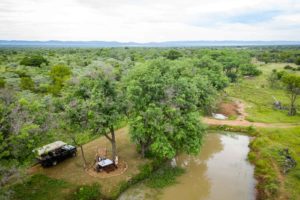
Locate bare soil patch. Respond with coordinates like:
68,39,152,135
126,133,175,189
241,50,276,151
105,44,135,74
206,100,299,128
217,102,239,117
28,127,149,197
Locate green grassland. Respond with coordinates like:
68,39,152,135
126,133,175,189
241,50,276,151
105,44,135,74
249,127,300,200
11,174,76,200
226,62,300,123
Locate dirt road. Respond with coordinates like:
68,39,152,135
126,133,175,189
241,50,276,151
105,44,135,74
204,100,300,128
203,117,300,128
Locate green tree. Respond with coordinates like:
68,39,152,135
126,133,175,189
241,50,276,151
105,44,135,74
268,69,280,88
0,91,54,165
295,57,300,65
0,78,5,88
48,64,72,95
64,99,89,168
165,49,182,60
65,71,124,162
20,55,48,67
20,77,35,91
281,73,300,116
125,59,206,159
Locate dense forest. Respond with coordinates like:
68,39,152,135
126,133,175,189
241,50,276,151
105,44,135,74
1,46,300,200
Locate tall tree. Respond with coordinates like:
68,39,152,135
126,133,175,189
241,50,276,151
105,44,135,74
281,73,300,116
65,71,124,162
125,59,209,159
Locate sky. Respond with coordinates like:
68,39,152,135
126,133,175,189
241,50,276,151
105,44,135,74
0,0,300,42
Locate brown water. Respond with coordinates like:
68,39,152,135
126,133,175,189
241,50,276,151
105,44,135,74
118,133,256,200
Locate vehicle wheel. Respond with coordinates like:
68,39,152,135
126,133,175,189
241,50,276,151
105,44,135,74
52,161,57,166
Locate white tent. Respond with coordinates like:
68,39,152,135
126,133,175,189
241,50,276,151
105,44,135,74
35,141,67,156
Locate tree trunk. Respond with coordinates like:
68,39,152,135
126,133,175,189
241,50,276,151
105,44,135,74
110,125,117,162
140,141,145,158
71,137,87,169
289,94,297,116
80,145,87,169
104,125,117,162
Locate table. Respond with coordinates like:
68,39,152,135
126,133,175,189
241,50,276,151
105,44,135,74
98,159,113,167
96,159,116,173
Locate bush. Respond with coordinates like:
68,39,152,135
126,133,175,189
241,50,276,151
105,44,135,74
164,50,182,60
146,165,184,188
73,183,101,200
284,65,294,70
110,160,163,199
48,64,72,95
295,57,300,65
20,55,48,67
20,77,35,91
240,64,262,76
0,78,5,88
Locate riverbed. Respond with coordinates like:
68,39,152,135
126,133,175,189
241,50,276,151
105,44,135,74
118,133,256,200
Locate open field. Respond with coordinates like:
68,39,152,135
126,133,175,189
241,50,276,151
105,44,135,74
226,62,300,123
249,127,300,200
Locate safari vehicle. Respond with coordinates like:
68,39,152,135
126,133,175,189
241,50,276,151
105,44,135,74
35,141,77,167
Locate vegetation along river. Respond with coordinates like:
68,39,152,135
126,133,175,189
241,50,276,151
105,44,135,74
119,133,256,200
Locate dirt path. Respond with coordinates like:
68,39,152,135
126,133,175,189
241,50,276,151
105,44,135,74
204,100,300,128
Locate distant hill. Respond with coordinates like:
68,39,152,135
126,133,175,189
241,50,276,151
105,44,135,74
0,40,300,47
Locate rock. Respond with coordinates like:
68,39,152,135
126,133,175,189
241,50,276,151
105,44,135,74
171,158,177,168
212,113,228,120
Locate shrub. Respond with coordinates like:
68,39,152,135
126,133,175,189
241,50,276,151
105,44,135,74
164,50,182,60
295,57,300,65
0,78,5,88
73,183,101,200
240,64,262,76
20,55,48,67
48,64,72,95
146,165,184,188
284,65,293,70
20,77,35,91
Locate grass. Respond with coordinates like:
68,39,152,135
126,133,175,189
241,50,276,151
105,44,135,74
145,165,185,189
72,183,102,200
223,63,300,199
246,127,300,200
11,174,76,200
259,127,300,200
226,62,300,123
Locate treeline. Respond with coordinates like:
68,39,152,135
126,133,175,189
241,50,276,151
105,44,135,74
254,48,300,64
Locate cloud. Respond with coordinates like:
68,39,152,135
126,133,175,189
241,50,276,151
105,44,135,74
0,0,299,41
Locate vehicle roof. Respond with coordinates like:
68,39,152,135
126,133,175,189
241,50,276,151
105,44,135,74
35,141,67,156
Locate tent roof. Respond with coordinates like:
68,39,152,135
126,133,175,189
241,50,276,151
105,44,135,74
35,141,67,156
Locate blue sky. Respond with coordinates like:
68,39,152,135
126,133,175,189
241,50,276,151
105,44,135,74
0,0,299,42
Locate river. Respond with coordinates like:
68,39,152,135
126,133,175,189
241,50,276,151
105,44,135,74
118,133,256,200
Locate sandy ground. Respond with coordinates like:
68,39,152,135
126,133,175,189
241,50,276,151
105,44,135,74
28,127,148,196
205,100,300,128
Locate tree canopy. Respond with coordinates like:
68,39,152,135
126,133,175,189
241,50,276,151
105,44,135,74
125,58,221,159
281,73,300,115
20,55,49,67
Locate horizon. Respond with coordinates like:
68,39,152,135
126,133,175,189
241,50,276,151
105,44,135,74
1,39,300,42
1,40,300,47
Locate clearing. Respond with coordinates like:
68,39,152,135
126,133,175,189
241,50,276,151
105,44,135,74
28,127,148,197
